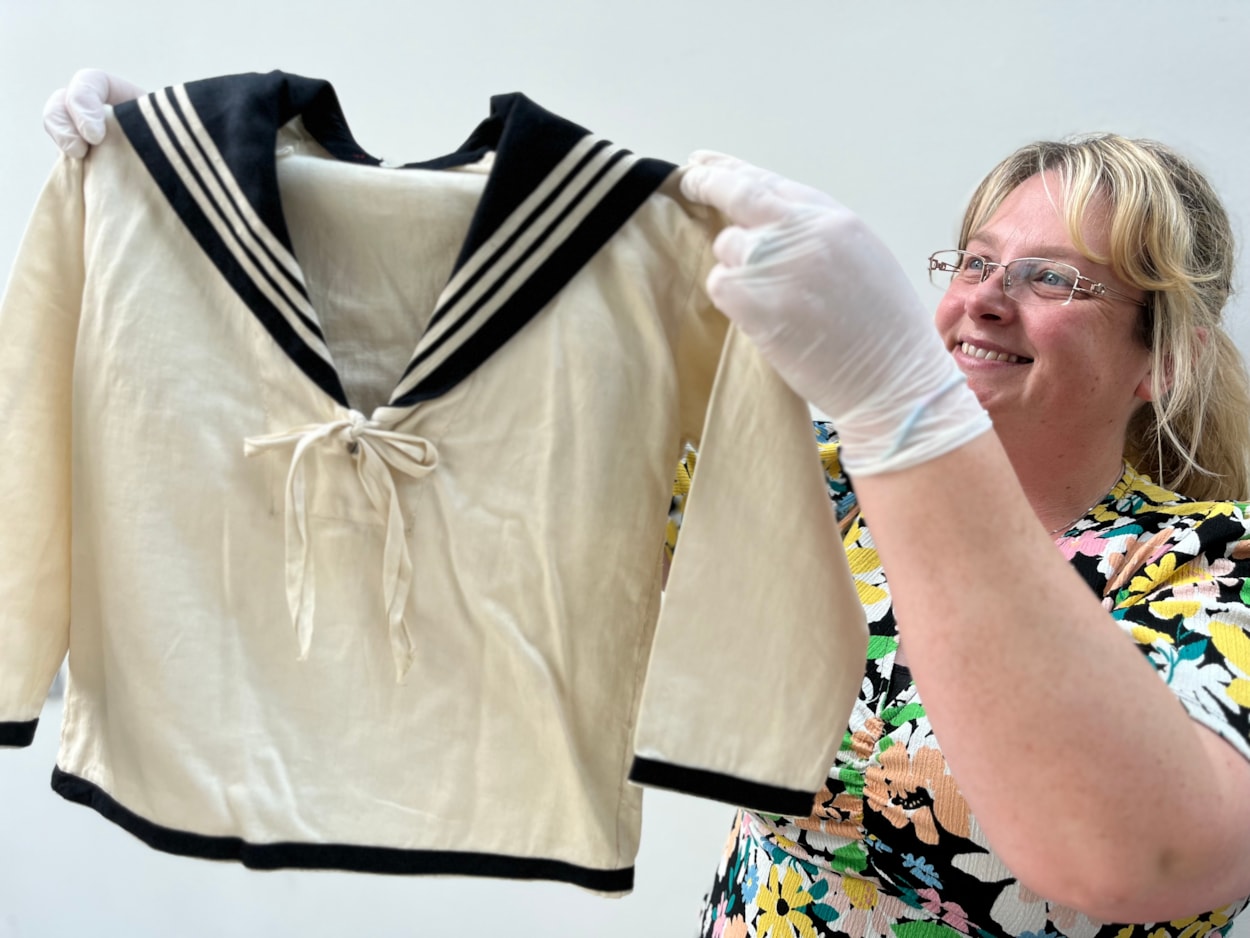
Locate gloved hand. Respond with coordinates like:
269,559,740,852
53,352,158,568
43,69,145,158
680,151,991,475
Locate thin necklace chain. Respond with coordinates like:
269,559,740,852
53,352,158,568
1048,463,1127,537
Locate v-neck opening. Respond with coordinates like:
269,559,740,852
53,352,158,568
273,134,492,417
260,94,510,417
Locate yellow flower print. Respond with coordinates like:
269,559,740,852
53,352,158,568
1124,552,1225,620
1129,552,1178,597
755,866,818,938
1122,468,1186,503
841,875,878,909
1226,680,1250,708
1091,503,1122,524
818,440,842,479
1210,622,1250,706
1148,598,1203,620
1172,907,1232,938
845,545,881,576
1104,529,1174,598
1130,625,1175,646
1210,621,1250,674
1155,500,1235,519
855,579,889,607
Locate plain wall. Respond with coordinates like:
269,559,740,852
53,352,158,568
0,2,1247,935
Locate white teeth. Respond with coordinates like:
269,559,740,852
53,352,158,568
960,341,1025,364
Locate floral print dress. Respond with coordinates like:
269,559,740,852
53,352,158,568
667,423,1250,938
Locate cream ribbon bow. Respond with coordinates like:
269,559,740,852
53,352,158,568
244,409,440,679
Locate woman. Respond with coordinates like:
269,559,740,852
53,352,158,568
674,141,1250,934
44,73,1250,934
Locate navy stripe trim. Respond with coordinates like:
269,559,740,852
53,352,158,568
401,142,624,379
420,138,615,338
115,92,349,408
160,89,318,335
51,767,633,892
0,720,37,748
448,93,594,269
628,757,819,817
392,155,674,406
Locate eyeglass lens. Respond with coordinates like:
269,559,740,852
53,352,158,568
931,251,1080,303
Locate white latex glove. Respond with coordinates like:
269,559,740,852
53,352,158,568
42,69,145,158
680,151,991,476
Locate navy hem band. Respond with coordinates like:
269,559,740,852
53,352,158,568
51,767,633,892
629,756,817,817
0,720,37,748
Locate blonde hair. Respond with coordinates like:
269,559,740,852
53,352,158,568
959,134,1250,501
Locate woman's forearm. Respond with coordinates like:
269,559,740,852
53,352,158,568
851,430,1250,920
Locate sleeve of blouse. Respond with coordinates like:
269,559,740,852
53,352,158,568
0,156,84,748
633,318,868,814
1109,503,1250,762
665,421,856,562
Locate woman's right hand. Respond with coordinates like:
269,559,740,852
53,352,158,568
680,151,990,475
43,69,145,158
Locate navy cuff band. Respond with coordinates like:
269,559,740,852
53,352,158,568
0,720,38,748
629,756,817,816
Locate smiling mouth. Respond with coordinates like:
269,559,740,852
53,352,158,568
958,341,1033,364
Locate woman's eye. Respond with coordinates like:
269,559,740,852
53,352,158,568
1038,268,1074,287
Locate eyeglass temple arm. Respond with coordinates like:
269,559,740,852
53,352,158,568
1076,278,1149,307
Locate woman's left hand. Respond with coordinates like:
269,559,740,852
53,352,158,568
680,151,989,474
42,68,144,158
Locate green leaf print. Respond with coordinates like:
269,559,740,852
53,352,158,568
1241,576,1250,606
830,842,869,875
839,763,865,796
881,703,926,726
866,635,899,660
893,922,971,938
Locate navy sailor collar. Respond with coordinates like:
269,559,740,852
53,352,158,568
115,71,675,409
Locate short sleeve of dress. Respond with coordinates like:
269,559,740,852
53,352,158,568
665,420,857,561
1066,468,1250,763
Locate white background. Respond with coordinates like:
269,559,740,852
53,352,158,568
0,1,1247,935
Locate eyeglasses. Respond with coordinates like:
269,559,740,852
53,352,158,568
928,250,1148,308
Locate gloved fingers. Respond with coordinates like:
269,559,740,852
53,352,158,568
93,71,146,106
711,206,849,273
703,263,771,333
684,151,838,219
681,161,796,227
688,150,768,175
65,69,144,144
68,67,146,108
710,225,760,268
43,88,89,159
